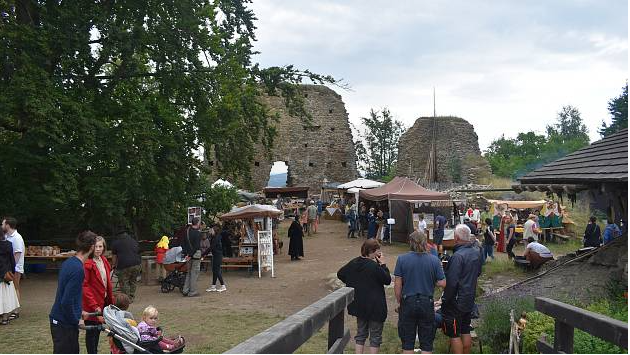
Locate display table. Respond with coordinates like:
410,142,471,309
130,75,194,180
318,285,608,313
429,229,455,249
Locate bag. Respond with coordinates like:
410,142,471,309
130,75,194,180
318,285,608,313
4,271,14,283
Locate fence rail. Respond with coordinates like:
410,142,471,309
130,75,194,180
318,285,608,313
225,287,354,354
535,297,628,353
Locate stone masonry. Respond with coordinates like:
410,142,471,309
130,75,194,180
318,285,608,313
211,85,358,192
395,116,491,184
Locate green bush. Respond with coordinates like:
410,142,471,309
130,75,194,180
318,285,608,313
522,292,627,354
478,297,534,353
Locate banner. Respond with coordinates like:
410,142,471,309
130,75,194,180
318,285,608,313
257,231,274,278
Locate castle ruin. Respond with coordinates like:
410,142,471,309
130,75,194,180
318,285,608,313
396,116,491,185
210,85,358,192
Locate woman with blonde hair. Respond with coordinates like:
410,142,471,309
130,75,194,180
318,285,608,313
82,235,114,353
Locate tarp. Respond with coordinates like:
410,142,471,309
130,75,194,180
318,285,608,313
220,204,283,220
337,178,384,190
359,177,450,202
486,199,546,209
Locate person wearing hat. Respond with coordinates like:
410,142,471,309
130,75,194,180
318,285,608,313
440,224,482,354
394,231,445,353
523,214,541,248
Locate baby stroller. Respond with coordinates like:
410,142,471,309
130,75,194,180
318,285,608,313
81,305,185,354
160,262,188,294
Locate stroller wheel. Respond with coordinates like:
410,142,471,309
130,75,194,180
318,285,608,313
161,282,175,293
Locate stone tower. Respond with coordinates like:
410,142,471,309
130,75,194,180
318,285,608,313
210,85,358,192
395,116,491,184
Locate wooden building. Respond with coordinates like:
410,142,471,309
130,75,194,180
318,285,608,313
515,129,628,224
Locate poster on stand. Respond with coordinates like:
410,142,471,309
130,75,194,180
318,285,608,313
257,231,274,278
187,207,202,224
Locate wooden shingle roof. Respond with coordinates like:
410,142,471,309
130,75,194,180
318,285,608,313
519,129,628,184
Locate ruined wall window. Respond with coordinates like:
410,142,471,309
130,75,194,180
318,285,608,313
341,162,347,167
326,162,332,168
330,127,335,132
328,109,333,113
304,93,308,98
304,144,308,148
309,162,314,167
254,161,260,167
209,161,214,166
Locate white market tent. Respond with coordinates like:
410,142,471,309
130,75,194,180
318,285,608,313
337,178,385,208
337,178,384,190
212,178,234,188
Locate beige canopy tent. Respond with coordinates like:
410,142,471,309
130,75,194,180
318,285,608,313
220,204,283,220
359,177,450,241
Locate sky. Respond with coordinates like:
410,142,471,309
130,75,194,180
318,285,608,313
250,0,627,176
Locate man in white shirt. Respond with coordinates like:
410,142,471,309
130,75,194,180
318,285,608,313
416,213,427,237
470,204,481,227
523,214,540,245
524,237,553,268
3,216,25,313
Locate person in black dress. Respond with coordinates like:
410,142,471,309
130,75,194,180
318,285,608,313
288,216,304,260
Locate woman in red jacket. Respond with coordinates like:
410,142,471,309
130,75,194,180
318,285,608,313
83,235,114,354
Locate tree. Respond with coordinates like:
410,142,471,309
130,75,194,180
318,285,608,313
485,106,590,179
0,0,335,239
599,82,628,137
197,181,240,221
355,108,405,179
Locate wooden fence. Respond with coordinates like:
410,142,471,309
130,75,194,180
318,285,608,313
535,297,628,353
225,287,354,354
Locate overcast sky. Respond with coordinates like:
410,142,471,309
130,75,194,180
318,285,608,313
250,1,627,165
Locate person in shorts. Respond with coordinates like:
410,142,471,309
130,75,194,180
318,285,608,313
394,231,445,354
440,224,482,354
433,214,447,257
337,239,391,353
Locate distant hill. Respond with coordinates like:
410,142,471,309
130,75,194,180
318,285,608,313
267,172,287,187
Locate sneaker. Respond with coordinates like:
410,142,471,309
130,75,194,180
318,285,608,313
206,285,217,292
217,285,227,293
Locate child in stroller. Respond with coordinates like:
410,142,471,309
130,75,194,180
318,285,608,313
138,306,185,351
99,295,185,354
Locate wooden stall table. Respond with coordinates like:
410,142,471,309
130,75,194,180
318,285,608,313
25,255,74,271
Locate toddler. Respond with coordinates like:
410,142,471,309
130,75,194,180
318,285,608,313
137,306,183,351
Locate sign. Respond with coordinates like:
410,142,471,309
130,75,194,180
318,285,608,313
187,206,202,225
257,231,274,278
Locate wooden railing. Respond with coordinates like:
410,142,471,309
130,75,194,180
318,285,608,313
225,287,354,354
535,297,628,353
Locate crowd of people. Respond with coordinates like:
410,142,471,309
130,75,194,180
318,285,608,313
338,224,482,354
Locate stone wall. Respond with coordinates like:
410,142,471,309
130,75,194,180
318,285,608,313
395,116,491,184
209,85,358,192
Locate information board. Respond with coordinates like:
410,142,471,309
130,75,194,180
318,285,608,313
187,206,202,225
257,231,274,278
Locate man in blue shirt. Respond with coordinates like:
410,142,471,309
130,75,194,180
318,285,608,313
603,219,622,245
49,231,96,354
394,231,446,353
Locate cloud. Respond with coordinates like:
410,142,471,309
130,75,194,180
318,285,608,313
249,1,628,150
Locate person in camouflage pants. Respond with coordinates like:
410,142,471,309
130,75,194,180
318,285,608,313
115,264,141,301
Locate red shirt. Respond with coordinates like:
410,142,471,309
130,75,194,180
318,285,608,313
82,257,114,322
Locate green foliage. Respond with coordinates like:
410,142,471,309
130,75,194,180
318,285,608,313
0,0,334,239
448,156,463,183
478,297,535,353
522,310,555,353
600,82,628,137
485,106,590,179
198,182,239,221
355,108,405,180
523,288,628,354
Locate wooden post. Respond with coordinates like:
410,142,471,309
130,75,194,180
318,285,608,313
554,320,574,353
509,310,514,354
328,310,344,350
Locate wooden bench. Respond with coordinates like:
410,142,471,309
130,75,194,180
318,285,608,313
221,257,255,274
552,233,571,243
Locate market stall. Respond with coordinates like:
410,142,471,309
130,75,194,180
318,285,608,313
337,178,384,206
487,199,565,242
359,177,451,242
219,204,283,277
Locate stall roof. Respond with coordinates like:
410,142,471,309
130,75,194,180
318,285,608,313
220,204,283,220
359,177,450,202
212,179,235,188
337,178,384,190
486,199,546,209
